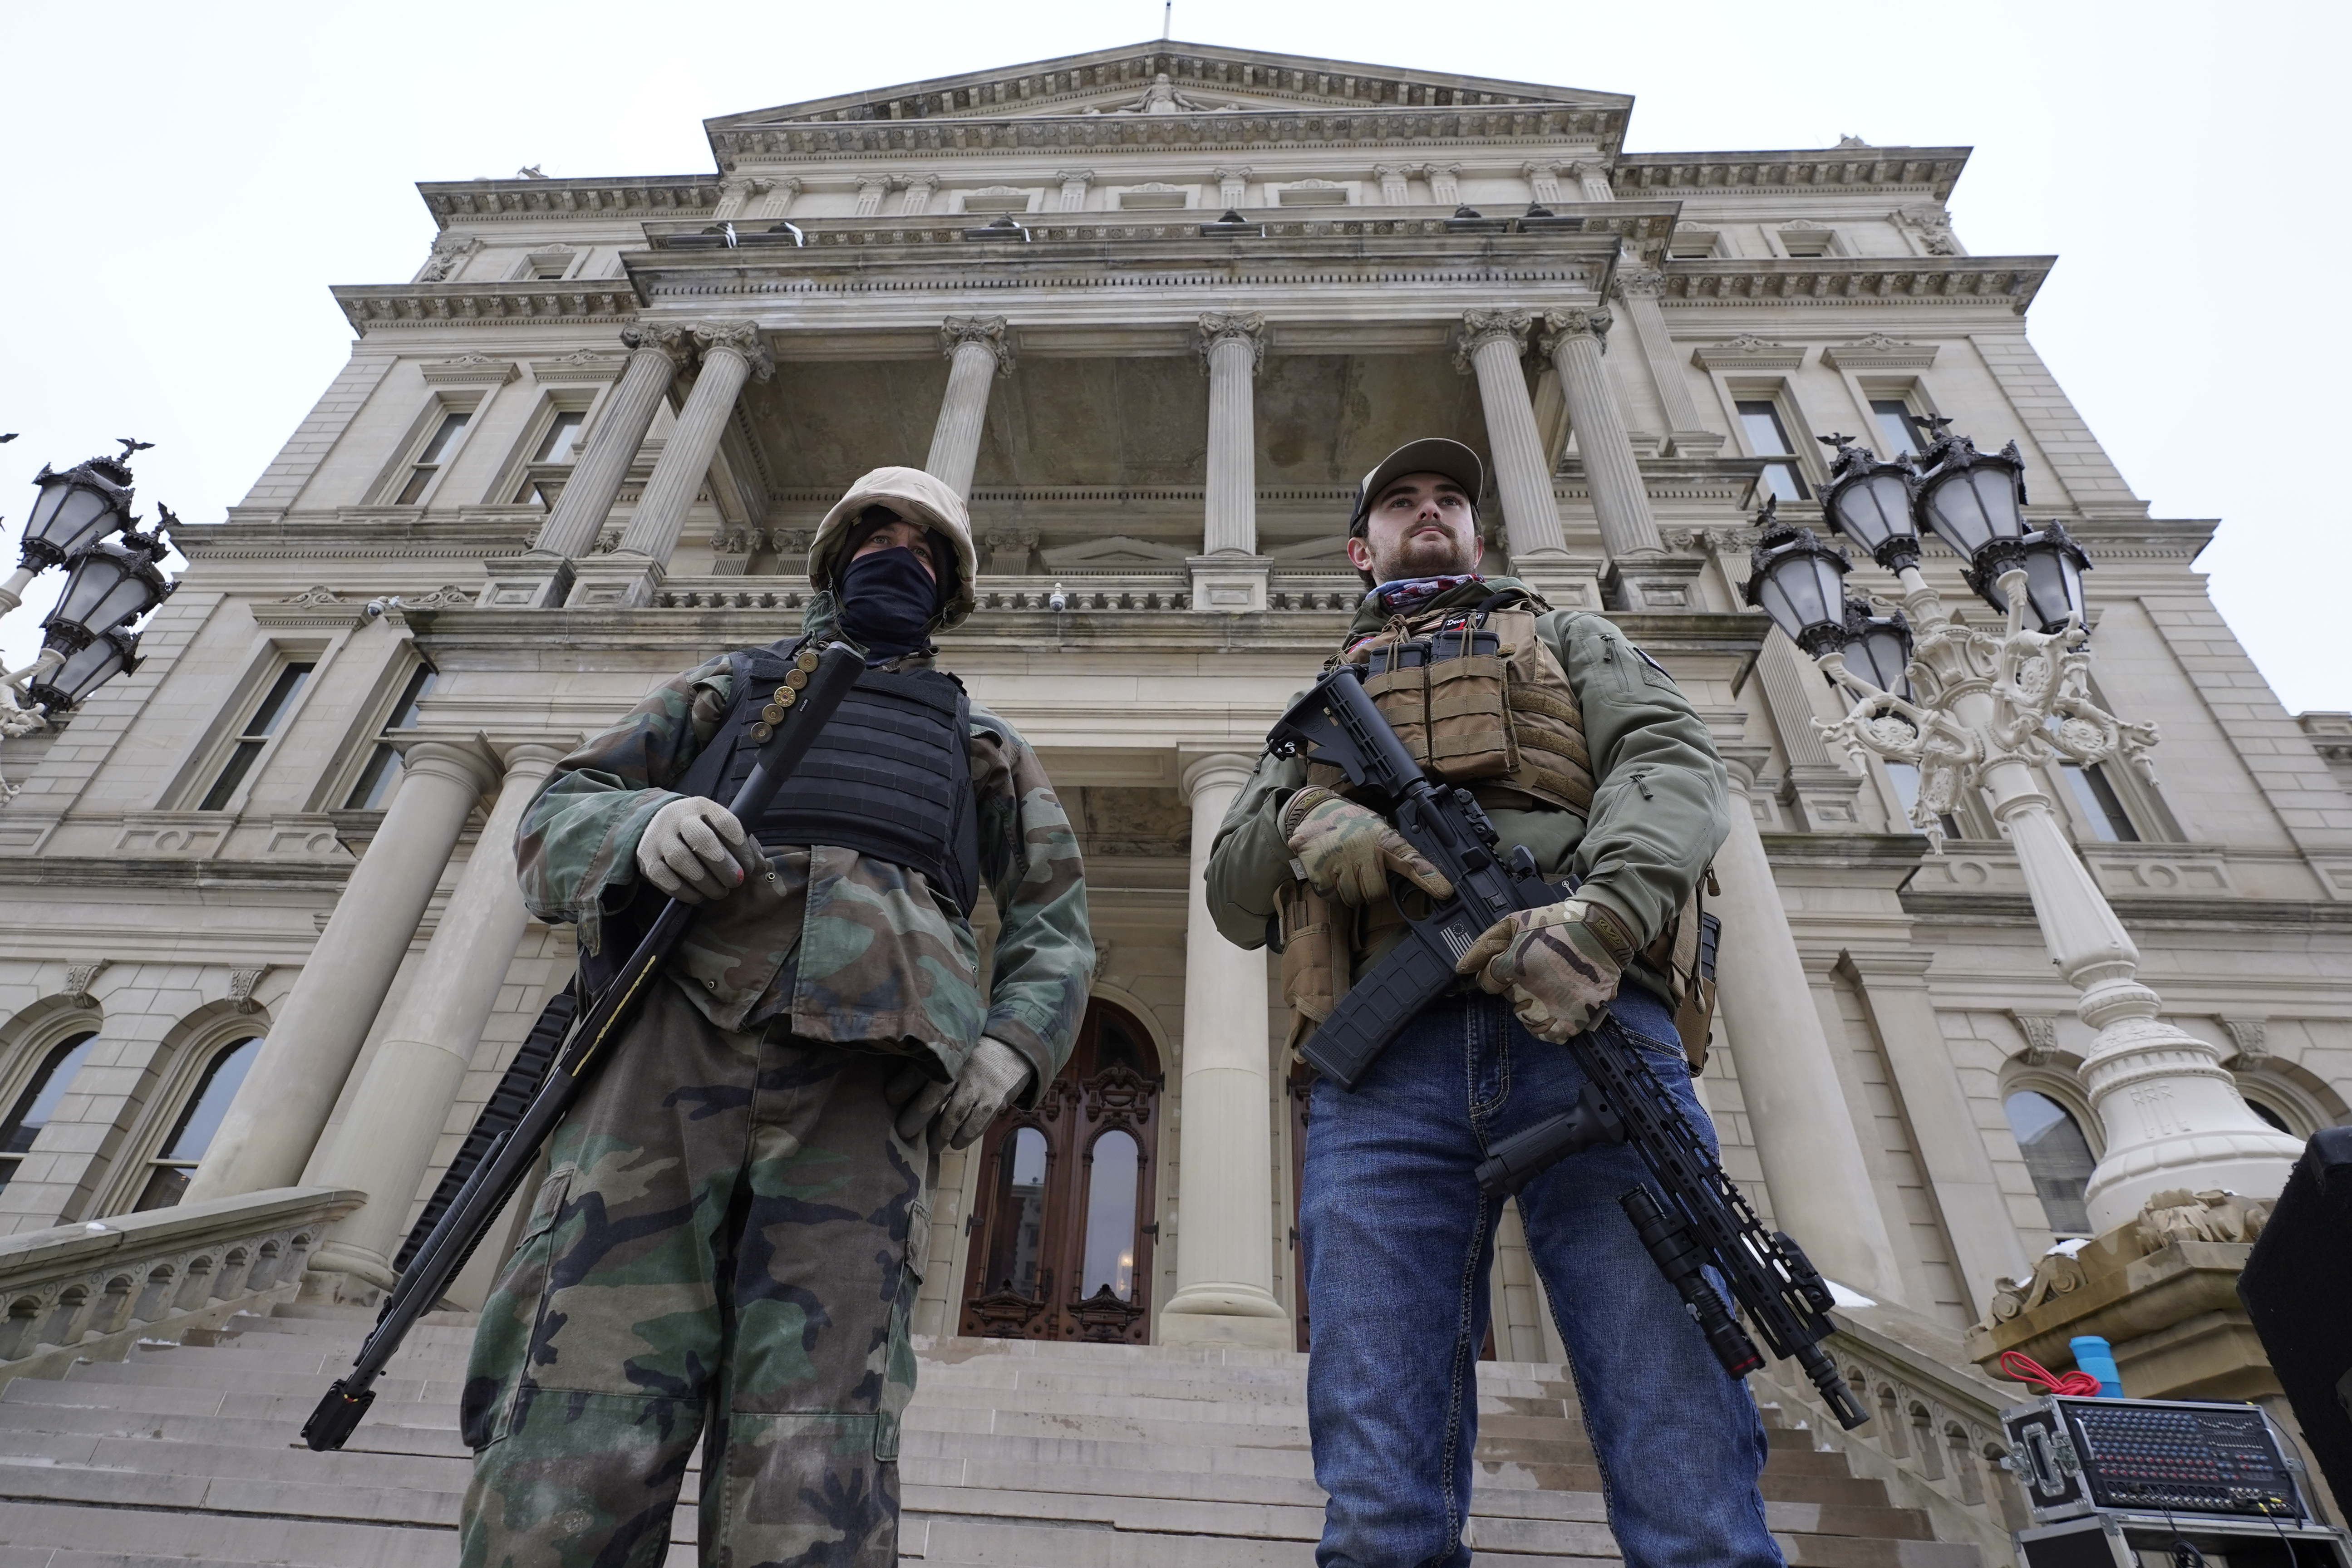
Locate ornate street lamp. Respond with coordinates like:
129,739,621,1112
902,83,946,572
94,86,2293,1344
0,443,143,619
25,628,140,713
1742,428,2302,1231
1740,501,1853,657
1816,434,1922,572
43,526,175,654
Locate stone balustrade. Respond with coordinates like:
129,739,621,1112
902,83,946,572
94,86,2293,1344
0,1186,361,1391
1751,1300,2032,1568
642,571,1368,616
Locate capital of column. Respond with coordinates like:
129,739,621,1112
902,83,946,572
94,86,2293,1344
1055,168,1095,187
1195,311,1267,376
1373,162,1412,180
393,733,506,800
1452,308,1531,374
940,315,1015,376
1538,306,1613,357
492,737,577,776
618,322,690,364
1179,751,1260,804
1610,267,1664,300
688,320,774,383
1212,164,1253,185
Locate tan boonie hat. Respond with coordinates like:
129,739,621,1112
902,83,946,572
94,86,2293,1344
808,466,980,632
1348,438,1485,535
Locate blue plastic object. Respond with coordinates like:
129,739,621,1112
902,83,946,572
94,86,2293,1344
2071,1334,2126,1397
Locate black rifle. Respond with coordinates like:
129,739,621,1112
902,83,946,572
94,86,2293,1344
1268,664,1868,1430
301,640,865,1452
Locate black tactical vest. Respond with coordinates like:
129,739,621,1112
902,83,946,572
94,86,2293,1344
675,640,982,915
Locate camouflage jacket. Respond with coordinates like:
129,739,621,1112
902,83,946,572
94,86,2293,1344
1203,575,1728,1006
516,597,1092,1099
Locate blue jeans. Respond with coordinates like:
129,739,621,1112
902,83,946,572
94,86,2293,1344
1299,986,1781,1568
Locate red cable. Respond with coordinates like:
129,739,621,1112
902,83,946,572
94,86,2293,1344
1999,1350,2103,1396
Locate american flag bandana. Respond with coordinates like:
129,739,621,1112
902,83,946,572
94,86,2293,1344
1370,573,1482,616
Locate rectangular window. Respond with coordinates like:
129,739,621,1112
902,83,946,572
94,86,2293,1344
394,409,471,505
197,663,316,811
343,664,438,810
1778,230,1836,257
1871,398,1933,460
532,410,586,464
1736,400,1811,501
2062,762,2140,843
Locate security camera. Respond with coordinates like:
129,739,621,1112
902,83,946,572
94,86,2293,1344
364,596,403,620
1048,583,1068,614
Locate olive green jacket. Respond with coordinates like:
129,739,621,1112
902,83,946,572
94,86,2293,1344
1203,575,1730,1005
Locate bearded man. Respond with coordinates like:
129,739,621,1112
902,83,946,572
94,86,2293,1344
1205,439,1774,1568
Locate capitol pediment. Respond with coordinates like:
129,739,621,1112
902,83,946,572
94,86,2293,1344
704,40,1629,133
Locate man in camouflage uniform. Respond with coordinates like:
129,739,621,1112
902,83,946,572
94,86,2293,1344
1206,440,1778,1568
460,466,1092,1568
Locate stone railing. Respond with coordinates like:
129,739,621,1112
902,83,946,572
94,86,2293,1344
647,571,1368,616
1752,1299,2033,1568
0,1186,362,1391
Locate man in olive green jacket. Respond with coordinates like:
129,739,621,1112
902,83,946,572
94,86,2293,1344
1205,439,1778,1568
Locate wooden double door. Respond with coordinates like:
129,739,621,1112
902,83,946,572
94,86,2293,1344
959,1000,1162,1345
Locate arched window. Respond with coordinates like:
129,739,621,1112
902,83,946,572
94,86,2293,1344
133,1035,264,1211
0,1032,101,1192
961,1001,1161,1344
2004,1089,2096,1237
2243,1097,2296,1137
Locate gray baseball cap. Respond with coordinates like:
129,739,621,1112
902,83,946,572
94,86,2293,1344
1347,438,1485,535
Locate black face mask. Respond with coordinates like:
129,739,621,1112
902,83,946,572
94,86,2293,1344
836,546,943,660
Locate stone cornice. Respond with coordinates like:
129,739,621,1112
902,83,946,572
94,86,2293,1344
1901,891,2352,933
709,106,1625,170
0,857,356,890
333,284,643,332
1654,255,2051,313
1613,147,1971,202
421,177,722,226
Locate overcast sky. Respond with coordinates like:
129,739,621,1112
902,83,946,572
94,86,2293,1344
4,0,2343,713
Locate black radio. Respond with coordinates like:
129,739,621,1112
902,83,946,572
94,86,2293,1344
2004,1396,2305,1521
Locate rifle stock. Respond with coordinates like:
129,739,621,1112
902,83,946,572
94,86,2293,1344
301,640,866,1453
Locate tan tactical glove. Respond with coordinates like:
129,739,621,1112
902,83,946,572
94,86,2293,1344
1281,787,1454,907
1454,898,1639,1043
637,796,755,904
886,1037,1034,1149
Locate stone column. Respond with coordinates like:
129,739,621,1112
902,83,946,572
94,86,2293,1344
1609,269,1723,458
1375,163,1412,205
1160,753,1289,1348
1455,310,1569,567
1522,161,1563,206
1189,314,1272,613
183,735,504,1205
1427,164,1462,206
1213,167,1252,208
300,740,571,1298
568,323,773,607
1540,308,1665,562
899,174,939,216
1055,170,1093,211
1841,949,2035,1317
1566,161,1615,202
1710,760,1909,1303
926,316,1014,499
531,326,683,562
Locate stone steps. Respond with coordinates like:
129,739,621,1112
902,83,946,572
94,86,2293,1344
0,1304,1978,1568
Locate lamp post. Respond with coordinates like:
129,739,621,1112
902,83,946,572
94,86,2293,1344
1743,433,2302,1232
2,444,173,798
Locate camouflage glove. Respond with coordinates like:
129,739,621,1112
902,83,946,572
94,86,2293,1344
636,796,754,904
886,1037,1033,1148
1454,898,1639,1043
1280,786,1454,907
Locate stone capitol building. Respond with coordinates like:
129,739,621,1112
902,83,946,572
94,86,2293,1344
0,39,2345,1568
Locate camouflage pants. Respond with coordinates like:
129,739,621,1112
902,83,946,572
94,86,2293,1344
459,977,931,1568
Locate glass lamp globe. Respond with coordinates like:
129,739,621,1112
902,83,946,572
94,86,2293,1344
1818,437,1922,572
1839,603,1915,699
1916,436,2027,559
44,538,174,651
17,456,135,572
1976,525,2092,635
26,629,140,712
1742,509,1854,657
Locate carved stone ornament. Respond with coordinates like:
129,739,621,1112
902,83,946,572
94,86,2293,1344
709,525,764,555
981,527,1038,572
63,961,108,1008
1894,204,1962,256
1082,1065,1159,1133
940,315,1015,375
1983,1247,2090,1327
618,323,690,363
1536,306,1612,359
277,586,348,608
1452,309,1532,372
416,233,483,283
2008,1012,2060,1066
1977,1187,2275,1332
1091,937,1114,981
1195,311,1267,374
1065,1282,1148,1342
1612,266,1665,299
1661,526,1763,554
689,321,775,382
228,965,268,1014
2135,1188,2270,1249
2219,1017,2269,1065
594,526,623,555
403,583,476,610
769,529,814,556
